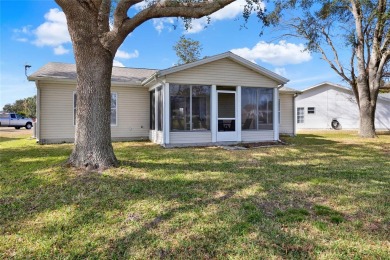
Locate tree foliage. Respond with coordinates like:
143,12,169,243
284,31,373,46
3,96,36,118
173,36,203,65
54,0,264,170
258,0,390,137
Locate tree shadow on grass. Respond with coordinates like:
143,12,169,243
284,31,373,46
0,136,23,143
1,134,389,258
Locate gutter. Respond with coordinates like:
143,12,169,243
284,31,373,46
142,71,160,86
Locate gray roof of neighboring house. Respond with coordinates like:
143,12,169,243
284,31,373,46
28,62,157,84
279,86,301,94
302,82,390,102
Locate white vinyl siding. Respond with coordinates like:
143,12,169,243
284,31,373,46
38,81,149,143
279,93,295,135
296,84,390,130
40,82,75,140
170,132,212,144
165,58,279,88
73,92,117,126
241,130,274,142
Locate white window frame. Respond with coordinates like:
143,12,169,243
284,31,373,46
307,107,315,114
73,91,117,126
169,84,211,132
278,98,281,125
297,107,304,123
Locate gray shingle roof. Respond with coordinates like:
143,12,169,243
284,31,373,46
28,62,157,84
279,86,301,93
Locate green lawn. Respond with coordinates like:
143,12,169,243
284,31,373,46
1,130,389,259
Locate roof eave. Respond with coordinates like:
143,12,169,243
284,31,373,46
156,52,289,85
28,76,144,86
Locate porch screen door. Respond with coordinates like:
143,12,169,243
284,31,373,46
217,91,236,141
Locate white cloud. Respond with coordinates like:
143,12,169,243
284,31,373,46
13,25,32,35
115,49,139,59
12,26,32,42
113,60,125,67
33,8,70,47
153,18,175,33
54,45,70,55
142,0,261,34
15,38,29,42
187,0,254,34
231,40,312,66
274,67,287,77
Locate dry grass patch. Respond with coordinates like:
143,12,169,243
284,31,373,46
1,130,389,259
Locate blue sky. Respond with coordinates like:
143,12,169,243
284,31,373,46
0,0,343,108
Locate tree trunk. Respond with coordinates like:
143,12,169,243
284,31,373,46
356,79,377,138
65,7,118,171
358,102,376,138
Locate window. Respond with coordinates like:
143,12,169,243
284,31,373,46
157,87,163,131
170,84,210,131
241,87,273,130
278,99,281,125
297,107,304,123
150,90,155,130
308,107,315,114
10,114,16,119
73,92,117,125
110,93,117,125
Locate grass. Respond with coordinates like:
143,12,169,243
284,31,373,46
0,130,389,259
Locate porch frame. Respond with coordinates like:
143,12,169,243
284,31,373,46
149,83,280,146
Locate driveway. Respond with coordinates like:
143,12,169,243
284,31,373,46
0,128,33,138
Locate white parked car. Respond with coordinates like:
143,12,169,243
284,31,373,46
0,113,33,129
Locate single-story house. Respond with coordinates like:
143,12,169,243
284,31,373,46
295,82,390,130
28,52,300,146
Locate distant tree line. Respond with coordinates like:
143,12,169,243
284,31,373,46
2,96,36,118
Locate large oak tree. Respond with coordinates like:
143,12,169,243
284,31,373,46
258,0,389,137
55,0,261,171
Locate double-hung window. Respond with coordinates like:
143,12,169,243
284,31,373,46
297,107,304,123
73,92,117,126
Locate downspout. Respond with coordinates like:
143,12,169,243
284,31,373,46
275,84,284,142
35,81,41,142
293,93,298,136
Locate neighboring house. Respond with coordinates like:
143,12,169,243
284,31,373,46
29,52,299,146
295,82,390,130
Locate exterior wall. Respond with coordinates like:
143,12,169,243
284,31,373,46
296,85,360,129
241,130,274,142
296,84,390,130
39,82,76,142
376,98,390,130
279,93,295,135
38,81,149,143
111,85,150,138
170,132,212,144
165,58,279,88
149,130,164,144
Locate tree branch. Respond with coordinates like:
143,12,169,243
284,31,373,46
321,27,346,76
98,0,111,37
368,0,386,72
121,0,236,35
113,0,144,31
317,43,352,86
349,47,360,107
376,49,390,82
